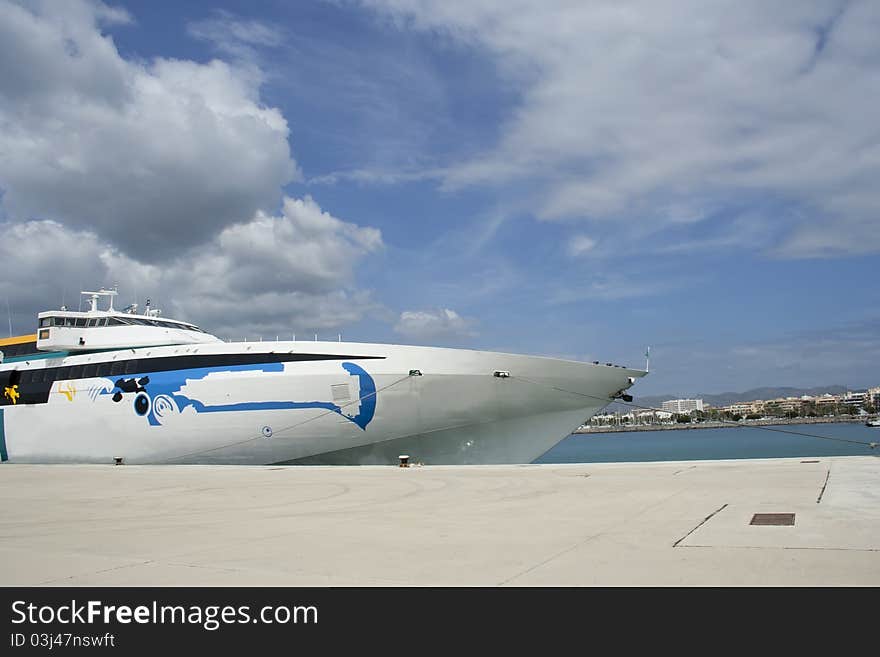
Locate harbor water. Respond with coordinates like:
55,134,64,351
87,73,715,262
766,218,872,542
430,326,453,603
535,422,878,463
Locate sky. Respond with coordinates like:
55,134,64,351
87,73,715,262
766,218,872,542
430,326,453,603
1,0,878,396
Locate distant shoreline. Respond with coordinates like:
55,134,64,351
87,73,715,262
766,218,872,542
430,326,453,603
575,416,873,433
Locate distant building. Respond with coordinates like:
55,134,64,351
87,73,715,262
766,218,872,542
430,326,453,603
713,387,879,417
764,397,808,414
841,391,867,407
815,394,842,409
661,398,704,414
723,402,761,416
633,410,672,423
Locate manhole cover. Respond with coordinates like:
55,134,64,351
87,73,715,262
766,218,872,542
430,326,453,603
750,513,795,526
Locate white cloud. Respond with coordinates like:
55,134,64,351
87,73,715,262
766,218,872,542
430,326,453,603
363,0,880,257
187,9,285,62
394,308,476,341
0,3,390,343
547,275,677,304
166,195,384,336
212,195,383,296
567,234,596,257
0,195,383,338
0,0,298,260
0,220,111,335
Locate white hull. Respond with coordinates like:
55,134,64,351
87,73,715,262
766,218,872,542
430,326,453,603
1,341,644,465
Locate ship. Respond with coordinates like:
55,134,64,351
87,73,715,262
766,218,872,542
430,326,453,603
0,289,646,465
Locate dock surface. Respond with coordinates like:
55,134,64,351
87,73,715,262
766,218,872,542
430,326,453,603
1,456,878,586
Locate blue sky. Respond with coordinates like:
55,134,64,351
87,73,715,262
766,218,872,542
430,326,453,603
1,0,878,396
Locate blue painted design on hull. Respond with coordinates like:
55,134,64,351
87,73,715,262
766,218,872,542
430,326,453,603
101,361,377,430
0,408,7,462
342,362,376,430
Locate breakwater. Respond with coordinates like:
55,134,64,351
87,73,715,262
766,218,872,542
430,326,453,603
576,416,872,433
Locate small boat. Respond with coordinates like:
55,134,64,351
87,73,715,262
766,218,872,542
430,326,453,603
866,418,880,428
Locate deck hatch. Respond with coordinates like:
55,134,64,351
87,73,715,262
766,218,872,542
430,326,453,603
750,513,795,526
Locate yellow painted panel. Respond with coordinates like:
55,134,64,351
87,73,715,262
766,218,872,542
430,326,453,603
0,334,37,347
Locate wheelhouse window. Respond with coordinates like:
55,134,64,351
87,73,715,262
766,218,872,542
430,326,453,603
39,316,71,327
35,314,204,332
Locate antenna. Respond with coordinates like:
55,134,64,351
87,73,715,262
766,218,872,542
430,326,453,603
81,289,118,312
645,346,651,373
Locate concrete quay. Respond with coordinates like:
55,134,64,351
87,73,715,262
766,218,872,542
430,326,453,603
1,456,877,586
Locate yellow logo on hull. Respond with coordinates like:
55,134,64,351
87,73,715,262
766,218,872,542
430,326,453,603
58,382,77,402
3,384,19,405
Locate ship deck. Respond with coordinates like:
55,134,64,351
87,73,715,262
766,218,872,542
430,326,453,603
1,455,877,586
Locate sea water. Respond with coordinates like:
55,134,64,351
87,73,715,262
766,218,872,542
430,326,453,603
534,422,878,463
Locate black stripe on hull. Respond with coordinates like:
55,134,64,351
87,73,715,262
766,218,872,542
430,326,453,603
0,352,385,407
